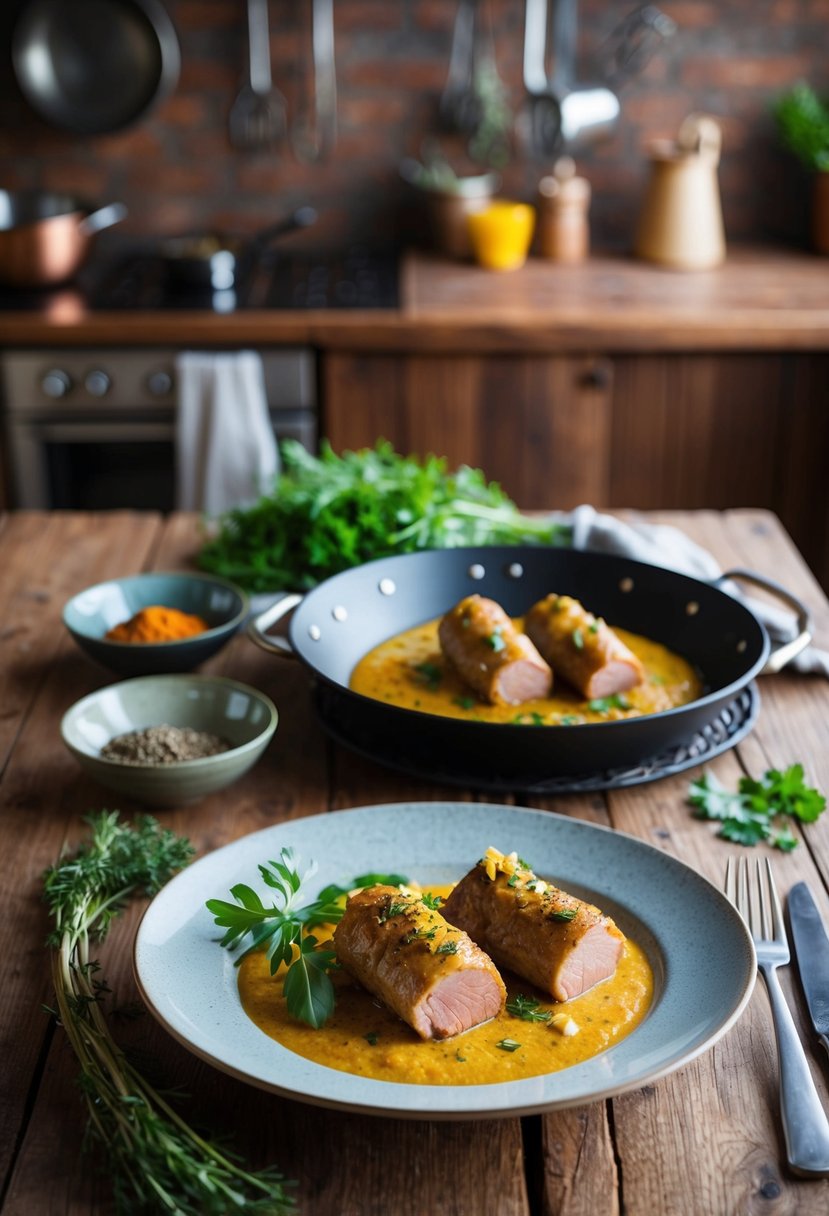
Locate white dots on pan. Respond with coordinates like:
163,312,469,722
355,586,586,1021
308,625,321,641
468,564,486,580
332,605,348,622
378,578,396,596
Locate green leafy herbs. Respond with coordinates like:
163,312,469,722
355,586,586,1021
414,661,442,690
206,848,346,1029
485,628,506,652
496,1038,522,1052
197,439,571,593
506,994,553,1024
587,693,630,714
207,857,412,1028
571,627,584,650
774,82,829,172
550,907,578,923
43,811,295,1215
689,763,826,850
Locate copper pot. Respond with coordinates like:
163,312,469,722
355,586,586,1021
0,192,127,288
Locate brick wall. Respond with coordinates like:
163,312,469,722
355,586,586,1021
1,0,827,253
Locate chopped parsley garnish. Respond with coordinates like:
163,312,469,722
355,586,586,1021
485,629,506,653
506,994,553,1023
455,1050,467,1062
364,1031,379,1046
507,873,520,888
378,900,410,923
572,627,584,650
551,907,578,922
688,763,825,850
587,694,630,713
588,619,600,634
512,711,545,726
496,1038,522,1052
414,661,442,691
421,892,443,910
452,695,476,710
435,939,459,954
558,714,580,726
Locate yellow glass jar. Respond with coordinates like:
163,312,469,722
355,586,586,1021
467,201,536,271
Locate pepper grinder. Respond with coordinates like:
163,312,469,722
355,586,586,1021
536,157,591,263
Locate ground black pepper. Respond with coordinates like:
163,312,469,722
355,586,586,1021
100,724,230,765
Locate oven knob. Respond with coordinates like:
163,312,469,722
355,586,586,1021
84,370,111,397
41,369,73,398
147,370,173,397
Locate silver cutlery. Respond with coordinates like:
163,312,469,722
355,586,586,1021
725,856,829,1177
788,881,829,1062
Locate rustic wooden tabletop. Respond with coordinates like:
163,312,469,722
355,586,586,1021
1,508,829,1215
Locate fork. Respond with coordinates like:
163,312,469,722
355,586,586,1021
725,856,829,1177
229,0,287,151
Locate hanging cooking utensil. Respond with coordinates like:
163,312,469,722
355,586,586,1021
599,3,677,89
293,0,337,163
441,0,511,165
0,192,128,288
229,0,287,151
12,0,180,135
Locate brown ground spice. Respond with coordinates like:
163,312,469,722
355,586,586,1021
100,724,230,765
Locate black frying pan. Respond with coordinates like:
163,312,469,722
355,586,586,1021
159,206,317,292
12,0,180,135
248,547,811,787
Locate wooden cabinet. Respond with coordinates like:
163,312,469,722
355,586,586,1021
322,349,829,591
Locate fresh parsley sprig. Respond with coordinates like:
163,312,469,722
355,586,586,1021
506,993,553,1023
206,848,346,1029
207,854,411,1029
688,762,826,850
43,811,295,1215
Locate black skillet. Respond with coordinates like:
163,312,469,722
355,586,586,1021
159,206,317,292
248,546,811,786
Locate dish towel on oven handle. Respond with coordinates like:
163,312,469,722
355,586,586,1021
558,504,829,676
175,351,279,515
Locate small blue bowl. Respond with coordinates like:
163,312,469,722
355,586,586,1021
63,572,249,675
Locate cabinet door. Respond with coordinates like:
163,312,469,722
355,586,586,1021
322,351,614,510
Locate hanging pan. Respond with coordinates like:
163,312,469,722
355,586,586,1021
12,0,181,135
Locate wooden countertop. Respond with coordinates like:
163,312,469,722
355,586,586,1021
2,508,829,1214
1,247,828,352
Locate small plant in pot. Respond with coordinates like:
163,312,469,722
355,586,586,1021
773,82,829,254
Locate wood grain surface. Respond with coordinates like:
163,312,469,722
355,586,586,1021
1,508,829,1215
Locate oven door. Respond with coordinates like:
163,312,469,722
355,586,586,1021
7,411,315,510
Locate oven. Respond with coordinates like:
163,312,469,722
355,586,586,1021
2,347,317,510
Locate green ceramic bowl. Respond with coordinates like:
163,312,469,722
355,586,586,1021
62,572,249,675
61,674,278,807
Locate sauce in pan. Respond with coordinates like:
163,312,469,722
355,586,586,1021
349,617,701,725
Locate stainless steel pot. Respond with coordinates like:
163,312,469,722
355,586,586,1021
0,192,128,288
12,0,180,135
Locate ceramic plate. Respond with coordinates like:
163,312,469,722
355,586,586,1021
134,802,756,1120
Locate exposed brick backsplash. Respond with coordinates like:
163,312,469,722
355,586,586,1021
1,0,826,253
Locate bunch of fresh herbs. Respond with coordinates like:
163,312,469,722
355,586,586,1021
773,82,829,172
688,762,825,850
44,811,295,1215
197,439,570,593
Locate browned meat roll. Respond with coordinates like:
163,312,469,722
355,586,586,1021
333,884,507,1040
438,594,552,706
441,848,625,1002
524,594,644,700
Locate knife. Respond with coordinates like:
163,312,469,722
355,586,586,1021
788,881,829,1059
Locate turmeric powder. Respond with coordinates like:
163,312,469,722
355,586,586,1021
105,604,210,644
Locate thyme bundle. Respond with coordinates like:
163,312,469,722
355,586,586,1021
43,811,295,1215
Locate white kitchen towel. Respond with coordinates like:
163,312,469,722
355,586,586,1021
175,351,279,515
556,504,829,675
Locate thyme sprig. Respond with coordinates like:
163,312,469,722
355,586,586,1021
43,811,295,1215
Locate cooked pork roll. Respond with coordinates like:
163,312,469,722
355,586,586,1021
333,885,506,1040
524,594,643,700
441,848,625,1002
438,594,552,706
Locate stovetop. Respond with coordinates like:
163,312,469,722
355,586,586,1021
0,246,400,313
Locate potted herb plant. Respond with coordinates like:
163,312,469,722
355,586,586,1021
773,82,829,254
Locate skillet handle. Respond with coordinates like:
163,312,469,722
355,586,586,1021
716,568,812,675
246,593,303,658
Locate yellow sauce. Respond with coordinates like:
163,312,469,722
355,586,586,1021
349,617,701,725
237,885,653,1086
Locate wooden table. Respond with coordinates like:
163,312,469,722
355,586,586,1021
2,508,829,1215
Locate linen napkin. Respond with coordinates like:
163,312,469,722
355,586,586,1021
175,351,279,515
559,504,828,676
